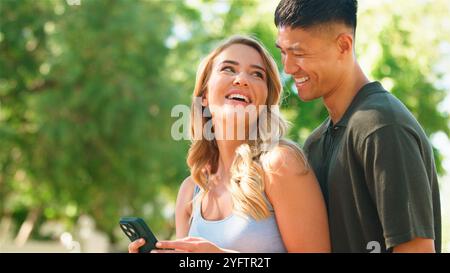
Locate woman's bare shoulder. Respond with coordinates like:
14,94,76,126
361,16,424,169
178,176,196,202
262,140,309,176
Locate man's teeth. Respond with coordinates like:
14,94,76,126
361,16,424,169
295,76,310,84
227,94,250,103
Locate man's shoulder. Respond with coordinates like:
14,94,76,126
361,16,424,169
347,90,419,137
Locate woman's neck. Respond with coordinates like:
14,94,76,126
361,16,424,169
213,139,245,185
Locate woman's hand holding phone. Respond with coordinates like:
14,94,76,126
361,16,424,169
128,238,146,253
150,237,237,253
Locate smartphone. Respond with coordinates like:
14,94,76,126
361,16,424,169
119,217,158,253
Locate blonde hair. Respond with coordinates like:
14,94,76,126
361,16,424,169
187,35,308,220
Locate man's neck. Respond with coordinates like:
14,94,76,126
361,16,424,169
323,63,369,124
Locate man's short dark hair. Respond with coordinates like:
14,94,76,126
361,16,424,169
274,0,358,32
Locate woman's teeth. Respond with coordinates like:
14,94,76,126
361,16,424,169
227,94,250,103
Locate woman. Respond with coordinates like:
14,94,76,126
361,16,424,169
129,35,330,253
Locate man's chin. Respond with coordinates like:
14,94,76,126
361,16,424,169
297,92,316,102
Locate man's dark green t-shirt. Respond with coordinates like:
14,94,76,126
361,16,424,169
303,81,441,253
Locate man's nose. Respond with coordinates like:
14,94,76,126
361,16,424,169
283,54,299,75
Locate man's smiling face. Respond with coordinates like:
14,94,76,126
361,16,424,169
276,26,344,102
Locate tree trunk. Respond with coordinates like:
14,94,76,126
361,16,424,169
14,208,41,247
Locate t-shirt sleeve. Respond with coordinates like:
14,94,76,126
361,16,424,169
360,124,436,250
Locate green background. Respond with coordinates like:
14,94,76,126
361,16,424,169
1,0,449,252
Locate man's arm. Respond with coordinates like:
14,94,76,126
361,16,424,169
360,124,439,252
393,238,435,253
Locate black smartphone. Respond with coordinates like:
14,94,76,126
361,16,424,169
119,217,158,253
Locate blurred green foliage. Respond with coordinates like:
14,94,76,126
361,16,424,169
0,0,449,246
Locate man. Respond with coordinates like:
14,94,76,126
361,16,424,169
274,0,441,253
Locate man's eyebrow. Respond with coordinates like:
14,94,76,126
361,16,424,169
275,42,303,51
220,60,266,72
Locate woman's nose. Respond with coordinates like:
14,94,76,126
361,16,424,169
232,73,249,87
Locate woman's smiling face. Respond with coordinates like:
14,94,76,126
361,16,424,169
206,43,268,109
204,43,269,140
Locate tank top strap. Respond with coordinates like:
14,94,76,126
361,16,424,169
193,184,201,197
190,184,202,222
262,192,274,212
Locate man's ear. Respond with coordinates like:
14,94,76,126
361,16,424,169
336,33,353,56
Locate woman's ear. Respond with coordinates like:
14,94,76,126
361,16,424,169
201,92,208,107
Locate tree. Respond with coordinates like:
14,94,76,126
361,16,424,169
0,0,189,243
